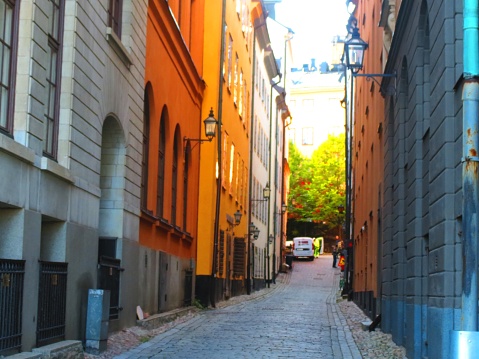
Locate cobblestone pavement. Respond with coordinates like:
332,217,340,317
85,256,406,359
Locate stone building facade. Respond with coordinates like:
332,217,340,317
0,0,147,353
351,0,469,358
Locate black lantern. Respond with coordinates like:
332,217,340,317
263,183,271,199
344,27,368,74
252,227,260,240
233,210,242,225
203,108,218,140
184,108,218,145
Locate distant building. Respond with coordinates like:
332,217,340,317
287,68,345,158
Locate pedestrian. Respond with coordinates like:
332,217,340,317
313,237,320,258
332,246,338,268
338,253,345,271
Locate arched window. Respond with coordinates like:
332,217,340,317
157,110,166,218
183,142,191,231
171,128,179,226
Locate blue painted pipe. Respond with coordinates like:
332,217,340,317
462,0,479,332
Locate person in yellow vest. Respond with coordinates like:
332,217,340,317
313,237,320,258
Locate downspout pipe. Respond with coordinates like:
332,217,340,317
461,0,479,331
211,0,227,308
451,0,479,356
247,22,258,296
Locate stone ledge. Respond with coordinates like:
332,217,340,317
32,340,83,359
137,307,199,330
2,353,42,359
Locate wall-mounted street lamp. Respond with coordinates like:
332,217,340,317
274,203,287,216
251,183,270,202
344,27,396,90
250,183,270,228
183,108,218,145
233,210,242,226
249,222,260,239
227,210,243,229
338,204,345,213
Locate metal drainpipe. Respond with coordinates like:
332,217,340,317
246,21,258,296
451,0,479,356
211,0,227,308
462,0,479,331
267,83,278,288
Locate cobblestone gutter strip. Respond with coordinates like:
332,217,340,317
83,310,200,359
338,300,408,359
83,274,289,359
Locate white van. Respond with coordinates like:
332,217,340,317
292,237,315,261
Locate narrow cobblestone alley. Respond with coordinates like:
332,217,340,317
103,256,405,359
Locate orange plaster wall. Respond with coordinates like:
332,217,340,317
196,0,254,276
352,0,385,296
140,0,205,260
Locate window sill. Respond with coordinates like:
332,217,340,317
0,135,35,164
141,209,158,224
106,27,133,68
41,157,74,183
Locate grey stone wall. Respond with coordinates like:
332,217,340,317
0,0,147,352
380,1,464,358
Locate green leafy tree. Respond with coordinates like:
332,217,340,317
288,134,345,235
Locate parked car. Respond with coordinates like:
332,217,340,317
292,237,315,261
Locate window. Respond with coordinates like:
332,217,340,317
108,0,122,37
234,53,238,104
241,78,246,120
157,116,166,218
183,143,190,231
227,35,233,88
238,70,243,117
141,88,150,211
238,159,244,204
43,0,65,158
229,143,235,194
0,0,19,134
255,59,258,88
171,133,178,226
222,24,227,79
222,132,228,188
302,98,314,112
302,127,313,145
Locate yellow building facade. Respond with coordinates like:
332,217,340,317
196,0,256,306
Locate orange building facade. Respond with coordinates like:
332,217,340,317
196,0,256,306
139,0,206,313
349,0,386,318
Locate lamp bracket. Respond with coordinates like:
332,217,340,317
353,72,397,95
183,136,213,145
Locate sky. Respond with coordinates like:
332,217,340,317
274,0,350,68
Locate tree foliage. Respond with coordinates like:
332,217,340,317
288,134,346,231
